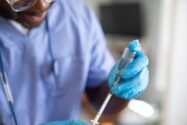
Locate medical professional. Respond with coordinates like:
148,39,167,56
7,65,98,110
0,0,149,125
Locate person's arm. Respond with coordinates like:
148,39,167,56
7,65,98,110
86,40,149,117
81,1,149,120
86,80,129,115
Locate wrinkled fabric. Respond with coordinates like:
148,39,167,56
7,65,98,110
108,40,149,99
0,0,114,124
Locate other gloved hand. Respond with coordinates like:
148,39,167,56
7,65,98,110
42,120,88,125
108,40,149,99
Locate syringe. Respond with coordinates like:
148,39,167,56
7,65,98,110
91,48,136,125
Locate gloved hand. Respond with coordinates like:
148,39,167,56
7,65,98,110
108,40,149,99
42,120,88,125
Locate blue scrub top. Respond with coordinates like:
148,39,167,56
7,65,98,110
0,0,114,125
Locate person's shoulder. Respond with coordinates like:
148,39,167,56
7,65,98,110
48,0,88,26
49,0,97,38
57,0,86,13
60,0,93,19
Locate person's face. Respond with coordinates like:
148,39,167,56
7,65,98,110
0,0,53,28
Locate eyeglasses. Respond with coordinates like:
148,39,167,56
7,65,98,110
5,0,54,12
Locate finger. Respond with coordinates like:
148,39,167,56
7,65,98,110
112,67,149,99
128,39,141,52
108,52,148,86
120,51,149,79
111,78,140,95
122,67,149,99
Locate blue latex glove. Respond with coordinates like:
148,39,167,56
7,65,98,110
108,40,149,99
42,120,88,125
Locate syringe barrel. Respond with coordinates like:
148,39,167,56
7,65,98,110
91,47,136,125
118,48,136,71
